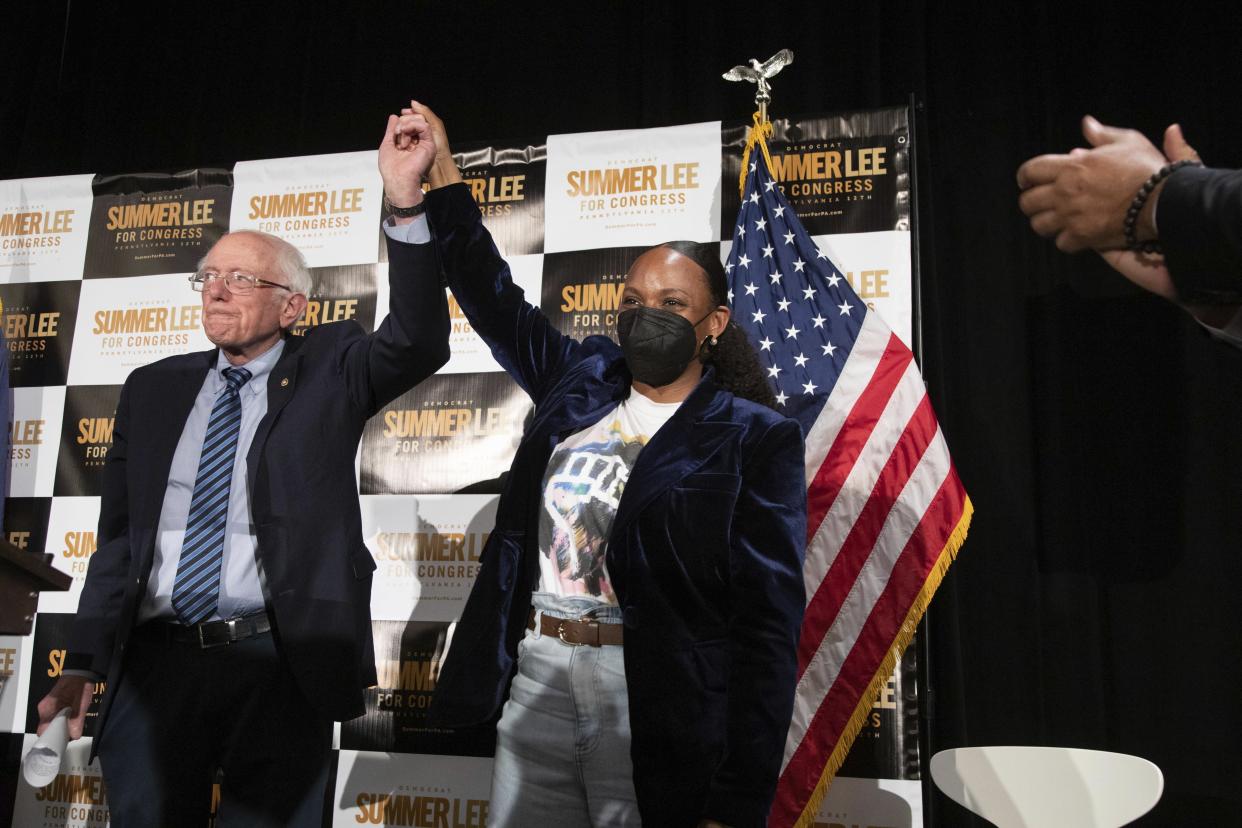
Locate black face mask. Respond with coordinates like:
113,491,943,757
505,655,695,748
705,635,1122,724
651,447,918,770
616,306,712,387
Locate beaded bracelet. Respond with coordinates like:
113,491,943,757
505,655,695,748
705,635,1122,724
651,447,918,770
1123,159,1201,254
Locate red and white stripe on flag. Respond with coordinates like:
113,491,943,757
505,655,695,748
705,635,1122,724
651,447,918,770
769,311,973,827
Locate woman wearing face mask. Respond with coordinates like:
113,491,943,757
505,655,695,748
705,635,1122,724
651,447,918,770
411,104,806,828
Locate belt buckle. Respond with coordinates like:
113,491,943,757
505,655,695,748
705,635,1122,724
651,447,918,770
556,616,597,646
196,619,236,649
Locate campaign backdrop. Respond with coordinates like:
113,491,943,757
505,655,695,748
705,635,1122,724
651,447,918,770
0,105,924,827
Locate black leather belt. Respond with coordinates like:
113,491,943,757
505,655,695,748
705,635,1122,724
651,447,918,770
142,614,272,649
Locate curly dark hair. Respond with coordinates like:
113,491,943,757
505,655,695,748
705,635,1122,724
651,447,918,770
656,241,778,410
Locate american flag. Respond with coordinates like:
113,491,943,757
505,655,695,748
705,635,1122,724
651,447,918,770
725,133,973,828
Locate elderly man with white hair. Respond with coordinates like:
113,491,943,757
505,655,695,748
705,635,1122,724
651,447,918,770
34,108,449,827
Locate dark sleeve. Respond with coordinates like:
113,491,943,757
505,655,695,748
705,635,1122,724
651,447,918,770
339,231,452,415
1160,166,1242,304
424,183,579,405
66,381,134,674
702,416,808,826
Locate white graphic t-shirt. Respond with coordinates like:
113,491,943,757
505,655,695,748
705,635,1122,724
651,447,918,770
537,391,681,604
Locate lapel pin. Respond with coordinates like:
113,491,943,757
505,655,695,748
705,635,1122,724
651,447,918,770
280,378,289,387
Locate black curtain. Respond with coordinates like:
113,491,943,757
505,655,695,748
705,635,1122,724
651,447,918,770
3,2,1241,824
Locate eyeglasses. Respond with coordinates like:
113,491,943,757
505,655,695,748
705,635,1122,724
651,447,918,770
189,270,291,295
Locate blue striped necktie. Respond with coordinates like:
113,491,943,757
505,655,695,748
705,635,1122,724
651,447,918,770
171,365,252,625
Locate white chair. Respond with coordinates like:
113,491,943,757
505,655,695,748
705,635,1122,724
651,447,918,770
929,746,1163,827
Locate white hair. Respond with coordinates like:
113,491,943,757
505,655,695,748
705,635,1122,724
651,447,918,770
199,229,313,323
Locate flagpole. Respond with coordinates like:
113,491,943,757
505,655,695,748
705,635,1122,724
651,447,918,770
908,90,938,828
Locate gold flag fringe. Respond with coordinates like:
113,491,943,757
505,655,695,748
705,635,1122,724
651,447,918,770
792,496,975,828
739,111,776,199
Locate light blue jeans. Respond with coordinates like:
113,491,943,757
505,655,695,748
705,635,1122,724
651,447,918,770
488,593,641,827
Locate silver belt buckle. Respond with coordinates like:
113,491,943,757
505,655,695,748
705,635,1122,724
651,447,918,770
197,619,237,649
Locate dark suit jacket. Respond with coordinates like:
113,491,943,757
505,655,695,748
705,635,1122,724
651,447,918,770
67,236,449,747
1161,165,1242,304
425,184,807,828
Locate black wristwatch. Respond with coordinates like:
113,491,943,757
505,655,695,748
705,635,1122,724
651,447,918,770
383,193,426,218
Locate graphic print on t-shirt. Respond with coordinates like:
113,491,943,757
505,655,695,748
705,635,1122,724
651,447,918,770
538,418,647,602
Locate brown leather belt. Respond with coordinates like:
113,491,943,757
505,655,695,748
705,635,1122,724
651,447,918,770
527,609,623,646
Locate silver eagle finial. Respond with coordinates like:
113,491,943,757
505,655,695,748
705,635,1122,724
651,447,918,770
722,49,794,121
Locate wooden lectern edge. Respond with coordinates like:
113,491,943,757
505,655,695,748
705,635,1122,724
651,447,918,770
0,538,71,591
